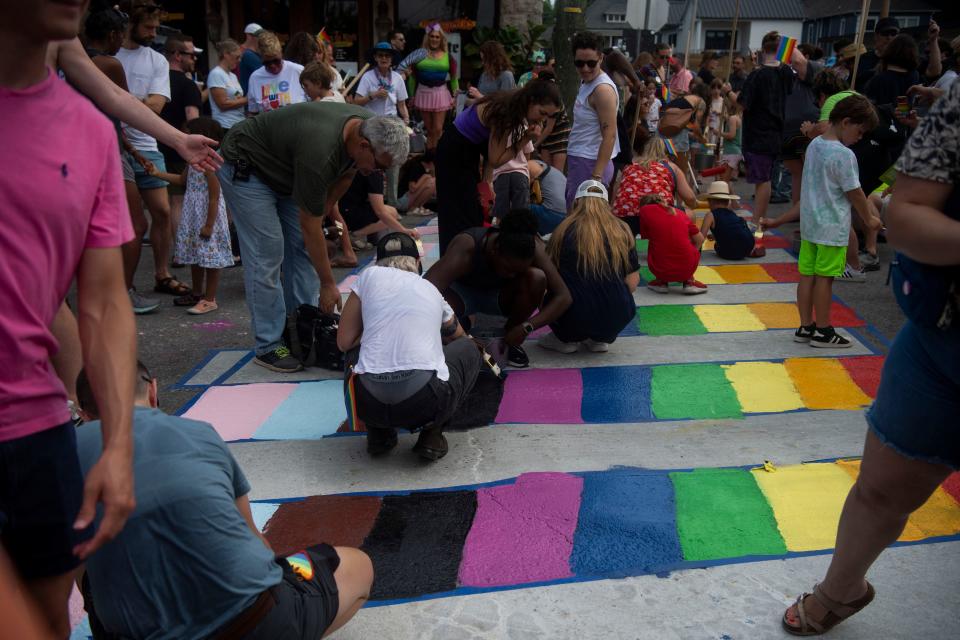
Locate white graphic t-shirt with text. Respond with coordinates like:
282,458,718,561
246,61,306,114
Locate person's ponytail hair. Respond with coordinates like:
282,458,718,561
495,209,539,260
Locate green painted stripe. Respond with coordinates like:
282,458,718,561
651,364,743,420
639,265,655,282
635,237,649,254
670,468,788,561
637,306,709,336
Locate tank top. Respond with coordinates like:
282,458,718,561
724,120,743,156
453,106,491,145
456,227,504,291
567,71,621,160
612,162,676,218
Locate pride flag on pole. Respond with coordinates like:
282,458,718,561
659,84,671,103
776,36,797,63
663,137,677,156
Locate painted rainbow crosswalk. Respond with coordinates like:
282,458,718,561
639,262,800,285
254,460,960,603
634,301,863,335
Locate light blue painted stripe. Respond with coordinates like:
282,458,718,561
252,380,346,440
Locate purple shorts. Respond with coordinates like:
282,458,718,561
744,151,775,185
565,156,614,209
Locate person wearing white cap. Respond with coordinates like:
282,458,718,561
538,180,640,354
238,22,264,94
698,181,757,261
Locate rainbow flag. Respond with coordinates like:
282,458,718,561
659,84,671,103
776,36,797,63
663,137,677,156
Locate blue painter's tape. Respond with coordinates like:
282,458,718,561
570,468,683,577
252,380,347,440
580,365,653,423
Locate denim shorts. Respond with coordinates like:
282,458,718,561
0,422,93,579
132,149,169,190
866,321,960,469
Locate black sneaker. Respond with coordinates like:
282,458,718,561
366,427,398,456
809,326,852,349
413,428,448,461
507,345,529,368
254,345,303,372
794,324,816,343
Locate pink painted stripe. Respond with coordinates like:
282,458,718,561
417,224,438,235
338,274,359,294
495,368,584,424
182,383,297,441
459,472,583,587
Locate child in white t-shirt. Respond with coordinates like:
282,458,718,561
300,61,345,103
645,81,661,133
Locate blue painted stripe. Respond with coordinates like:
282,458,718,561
579,365,651,423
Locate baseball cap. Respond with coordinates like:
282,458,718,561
875,17,899,34
531,50,546,64
374,41,393,52
376,233,420,262
574,179,608,201
244,23,264,35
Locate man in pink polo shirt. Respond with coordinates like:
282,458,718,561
0,1,137,636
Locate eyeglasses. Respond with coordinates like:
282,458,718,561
574,59,599,69
878,29,899,37
179,50,197,58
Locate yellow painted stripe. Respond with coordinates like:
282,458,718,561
752,463,855,552
693,304,766,333
703,238,715,250
709,265,777,284
723,361,805,413
784,358,872,410
837,460,960,541
694,266,726,285
747,302,801,329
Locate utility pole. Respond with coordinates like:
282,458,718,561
552,0,587,111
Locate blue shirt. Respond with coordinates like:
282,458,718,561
76,407,281,640
238,48,262,95
710,207,755,260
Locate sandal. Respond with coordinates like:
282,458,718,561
187,300,218,315
783,581,875,636
154,276,191,295
174,293,202,307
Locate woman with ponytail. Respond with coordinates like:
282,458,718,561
426,209,571,368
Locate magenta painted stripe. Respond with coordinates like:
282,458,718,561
495,368,584,424
182,383,297,441
459,472,583,587
338,274,359,294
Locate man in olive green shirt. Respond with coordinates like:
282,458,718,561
218,102,409,372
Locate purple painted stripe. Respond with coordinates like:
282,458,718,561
459,472,583,587
495,368,584,424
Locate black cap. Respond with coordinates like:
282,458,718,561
376,232,420,262
875,17,899,33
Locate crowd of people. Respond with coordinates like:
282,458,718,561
2,0,958,638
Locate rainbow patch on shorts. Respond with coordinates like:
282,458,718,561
286,551,314,581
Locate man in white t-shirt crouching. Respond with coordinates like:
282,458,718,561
337,233,483,461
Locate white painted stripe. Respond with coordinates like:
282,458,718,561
634,283,798,306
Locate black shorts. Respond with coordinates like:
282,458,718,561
341,203,379,231
247,544,341,639
0,422,93,579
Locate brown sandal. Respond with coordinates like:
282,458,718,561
783,581,875,636
154,276,191,295
330,256,359,268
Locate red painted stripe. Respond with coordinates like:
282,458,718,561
839,355,885,398
942,473,960,505
830,301,866,327
763,235,791,249
265,495,382,556
762,263,801,283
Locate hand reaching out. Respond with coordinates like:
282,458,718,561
175,134,222,174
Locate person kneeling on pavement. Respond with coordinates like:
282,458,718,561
337,234,484,460
698,181,757,260
74,362,372,640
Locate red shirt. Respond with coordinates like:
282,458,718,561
613,162,676,217
638,203,700,283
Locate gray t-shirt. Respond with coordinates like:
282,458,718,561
533,160,567,213
76,408,281,640
477,70,515,96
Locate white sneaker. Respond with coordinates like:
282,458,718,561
837,265,867,283
537,332,578,354
583,339,609,353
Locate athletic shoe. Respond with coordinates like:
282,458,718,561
506,345,530,368
794,324,816,343
254,345,303,372
406,206,434,217
809,326,852,349
859,251,880,271
538,332,578,354
187,300,218,315
583,338,609,353
366,428,398,456
647,279,669,293
128,288,161,314
837,265,867,282
413,429,448,461
682,279,709,294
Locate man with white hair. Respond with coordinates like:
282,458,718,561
217,103,409,372
337,233,483,461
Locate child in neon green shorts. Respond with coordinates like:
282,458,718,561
796,94,883,347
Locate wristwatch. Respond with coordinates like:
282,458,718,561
521,322,535,335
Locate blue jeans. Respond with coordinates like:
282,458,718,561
530,204,566,235
217,162,319,355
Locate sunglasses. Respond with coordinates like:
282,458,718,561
574,59,599,69
878,29,899,37
262,58,282,68
179,50,197,58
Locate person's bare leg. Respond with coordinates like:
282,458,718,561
853,211,880,256
783,158,803,209
24,568,81,639
203,269,221,302
847,227,862,270
122,180,147,290
350,221,387,238
50,301,82,404
753,180,771,225
812,276,833,328
408,177,436,210
322,547,373,638
169,192,183,260
140,187,173,282
550,152,567,173
784,430,951,627
189,265,204,296
796,275,815,327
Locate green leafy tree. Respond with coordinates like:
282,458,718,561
464,23,548,77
